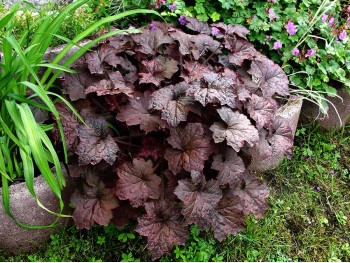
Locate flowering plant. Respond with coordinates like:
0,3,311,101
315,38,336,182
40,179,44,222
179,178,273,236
153,0,350,111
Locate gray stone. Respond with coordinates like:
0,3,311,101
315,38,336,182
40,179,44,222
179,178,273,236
299,87,350,130
43,39,92,66
0,165,75,255
249,96,303,172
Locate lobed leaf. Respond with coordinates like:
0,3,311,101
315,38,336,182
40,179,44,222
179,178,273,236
116,91,168,133
174,171,222,228
248,56,289,97
136,200,188,260
149,82,199,127
210,107,259,152
165,123,213,174
75,111,119,166
115,158,161,207
71,179,118,229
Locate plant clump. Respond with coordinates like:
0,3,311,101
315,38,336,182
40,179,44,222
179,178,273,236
57,19,294,259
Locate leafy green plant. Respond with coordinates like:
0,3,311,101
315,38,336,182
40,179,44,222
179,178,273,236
0,0,159,228
161,225,223,262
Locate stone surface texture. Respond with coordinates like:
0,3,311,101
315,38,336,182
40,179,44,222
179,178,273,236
43,39,92,66
249,97,303,172
0,166,75,255
299,87,350,130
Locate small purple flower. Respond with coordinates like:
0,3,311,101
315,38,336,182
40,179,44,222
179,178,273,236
347,15,350,23
306,48,315,57
328,17,335,26
347,6,350,12
321,13,328,22
273,41,283,50
270,0,276,3
339,30,347,41
330,170,335,174
268,8,276,20
178,15,188,26
316,186,321,191
149,23,157,31
291,95,297,100
169,3,176,10
161,0,166,4
211,27,220,36
285,20,297,35
292,48,300,56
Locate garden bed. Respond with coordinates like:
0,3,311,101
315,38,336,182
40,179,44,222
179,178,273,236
0,0,349,261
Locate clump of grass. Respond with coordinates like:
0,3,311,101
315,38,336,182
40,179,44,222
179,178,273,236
0,2,99,48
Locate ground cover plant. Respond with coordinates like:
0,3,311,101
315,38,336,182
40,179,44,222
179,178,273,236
154,0,350,113
2,124,350,262
55,18,295,259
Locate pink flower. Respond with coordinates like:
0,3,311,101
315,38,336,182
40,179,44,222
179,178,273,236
285,20,297,35
347,15,350,23
328,17,335,26
321,13,328,22
149,23,157,31
268,8,276,20
211,27,220,36
339,30,347,40
161,0,166,4
347,6,350,12
273,41,283,50
169,3,176,10
306,48,315,57
178,15,188,26
292,48,299,56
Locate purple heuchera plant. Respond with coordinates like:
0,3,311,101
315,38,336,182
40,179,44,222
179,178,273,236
273,41,283,49
285,20,297,35
58,20,294,260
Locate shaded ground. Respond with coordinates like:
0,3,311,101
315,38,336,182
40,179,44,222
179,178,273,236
1,124,350,262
